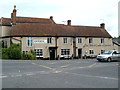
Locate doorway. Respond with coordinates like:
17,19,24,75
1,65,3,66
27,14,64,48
49,47,57,60
78,49,82,58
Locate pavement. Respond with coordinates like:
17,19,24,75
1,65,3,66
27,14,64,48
1,59,119,88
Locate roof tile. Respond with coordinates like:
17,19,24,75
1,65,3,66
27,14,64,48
0,17,11,25
11,23,112,38
16,17,55,24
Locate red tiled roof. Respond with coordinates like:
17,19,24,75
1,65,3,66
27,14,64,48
16,17,55,24
11,23,112,38
0,16,55,25
0,17,11,25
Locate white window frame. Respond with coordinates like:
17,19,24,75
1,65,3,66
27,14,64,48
34,49,43,57
78,38,82,44
61,49,70,55
63,38,67,44
47,37,52,43
22,51,28,54
101,38,104,44
89,38,93,44
27,37,32,47
89,50,94,55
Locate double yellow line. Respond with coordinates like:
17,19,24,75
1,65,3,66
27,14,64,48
31,63,55,70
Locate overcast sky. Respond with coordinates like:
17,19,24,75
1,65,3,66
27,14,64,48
0,0,119,37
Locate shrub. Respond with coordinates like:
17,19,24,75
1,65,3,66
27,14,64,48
8,48,21,59
2,44,22,60
2,43,36,60
2,48,9,59
22,51,36,60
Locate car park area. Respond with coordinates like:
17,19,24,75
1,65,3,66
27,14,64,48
1,59,119,88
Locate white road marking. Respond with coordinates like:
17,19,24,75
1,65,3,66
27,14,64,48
64,72,118,80
61,64,71,68
0,75,8,78
26,73,34,76
53,71,62,73
87,63,96,68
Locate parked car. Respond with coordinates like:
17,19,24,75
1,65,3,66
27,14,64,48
97,50,120,62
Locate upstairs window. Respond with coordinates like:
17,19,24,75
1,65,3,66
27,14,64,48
89,38,93,44
78,38,82,44
101,38,104,43
47,37,52,43
63,38,67,44
27,37,32,47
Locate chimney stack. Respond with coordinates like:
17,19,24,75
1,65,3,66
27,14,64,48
11,5,17,25
67,20,71,25
100,23,105,29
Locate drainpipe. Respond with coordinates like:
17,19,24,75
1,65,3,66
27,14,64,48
55,36,58,60
73,36,76,59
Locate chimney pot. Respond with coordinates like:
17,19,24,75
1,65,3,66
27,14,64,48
100,23,105,29
67,20,71,25
50,16,53,20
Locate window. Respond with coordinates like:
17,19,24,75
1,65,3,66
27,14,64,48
89,38,93,44
101,38,104,43
2,41,7,48
27,37,32,47
2,40,4,48
89,50,94,55
47,37,52,43
34,49,43,57
63,38,67,43
22,51,28,54
78,38,82,43
101,50,105,54
61,49,70,55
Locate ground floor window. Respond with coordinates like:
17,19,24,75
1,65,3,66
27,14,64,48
101,50,105,54
34,49,43,57
2,40,7,48
22,51,28,54
61,49,70,55
89,50,94,55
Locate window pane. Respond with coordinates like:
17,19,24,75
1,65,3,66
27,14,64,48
101,38,104,43
61,49,70,55
78,38,82,43
34,49,43,56
63,38,67,43
28,37,32,47
89,38,92,44
89,50,94,54
47,37,52,43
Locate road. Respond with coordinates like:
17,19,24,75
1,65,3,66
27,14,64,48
1,59,119,88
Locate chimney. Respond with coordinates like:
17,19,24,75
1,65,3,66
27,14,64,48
67,20,71,25
11,5,17,25
100,23,105,29
50,16,53,20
